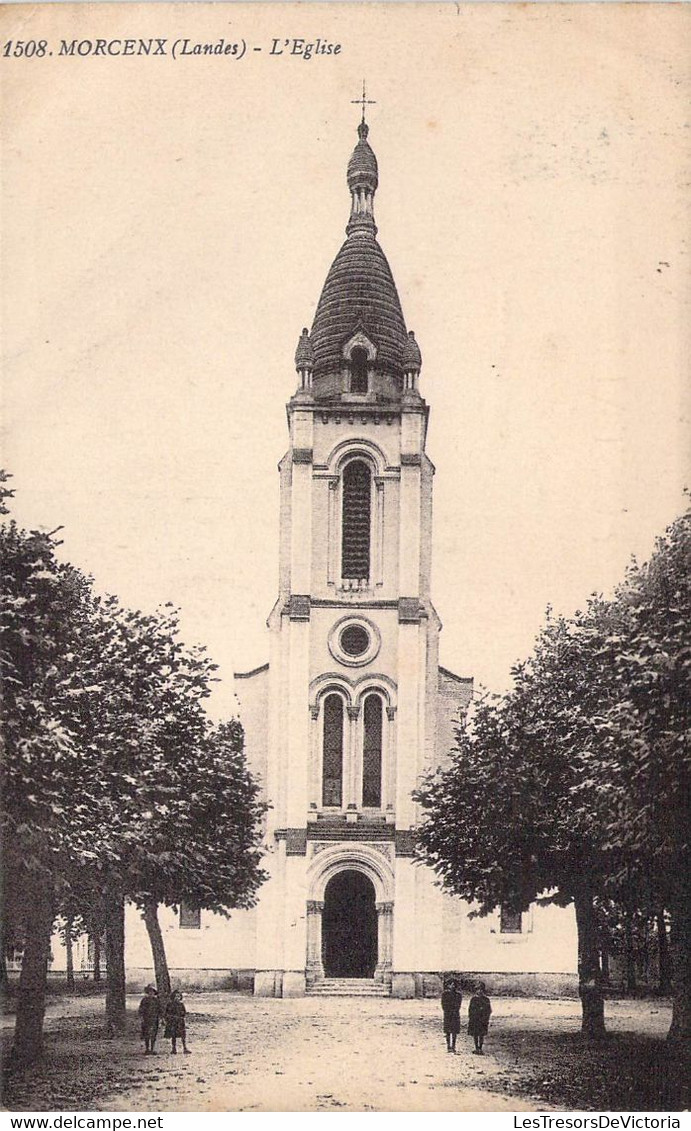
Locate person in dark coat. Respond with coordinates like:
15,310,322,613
468,981,492,1054
138,985,161,1055
164,989,191,1054
441,978,463,1053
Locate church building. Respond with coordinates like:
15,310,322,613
48,113,578,997
227,114,578,998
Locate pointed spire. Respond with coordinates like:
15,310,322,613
404,330,422,372
403,330,422,393
346,118,378,237
308,110,410,384
294,327,314,391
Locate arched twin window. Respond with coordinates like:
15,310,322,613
322,694,344,807
362,694,383,808
341,460,371,582
321,691,384,810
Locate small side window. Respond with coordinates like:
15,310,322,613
179,903,201,929
499,906,522,934
350,347,368,394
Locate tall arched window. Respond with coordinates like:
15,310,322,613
322,694,344,807
341,460,371,581
362,693,383,808
350,347,369,394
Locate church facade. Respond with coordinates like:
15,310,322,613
49,116,578,997
225,116,578,998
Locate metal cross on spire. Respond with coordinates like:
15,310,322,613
351,80,376,123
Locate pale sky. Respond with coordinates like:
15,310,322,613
2,3,690,718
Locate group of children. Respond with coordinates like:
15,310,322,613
138,986,191,1056
140,978,491,1059
441,980,492,1055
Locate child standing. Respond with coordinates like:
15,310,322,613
164,989,191,1054
468,981,492,1054
440,978,463,1054
138,985,161,1055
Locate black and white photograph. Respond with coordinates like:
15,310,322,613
1,1,689,1115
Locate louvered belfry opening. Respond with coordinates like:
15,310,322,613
350,347,369,393
341,460,372,582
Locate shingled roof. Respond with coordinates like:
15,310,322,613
309,122,409,381
311,232,408,379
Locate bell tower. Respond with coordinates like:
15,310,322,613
236,112,472,998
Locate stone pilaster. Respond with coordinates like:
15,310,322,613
375,900,394,977
306,900,325,981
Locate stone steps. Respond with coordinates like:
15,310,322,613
307,977,391,997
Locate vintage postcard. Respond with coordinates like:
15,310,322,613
1,1,690,1115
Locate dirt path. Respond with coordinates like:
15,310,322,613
94,996,558,1113
102,996,553,1113
3,994,678,1113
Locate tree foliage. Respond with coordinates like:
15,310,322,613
1,480,267,1060
415,504,690,1040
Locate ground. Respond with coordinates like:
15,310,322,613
2,993,687,1113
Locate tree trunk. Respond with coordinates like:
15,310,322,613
141,898,171,1000
0,912,8,993
657,910,672,996
598,919,611,984
667,884,691,1041
624,909,637,994
104,886,127,1035
574,884,606,1038
65,917,75,991
12,872,55,1064
92,932,101,983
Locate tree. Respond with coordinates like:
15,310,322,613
56,915,79,992
21,587,220,1032
416,504,691,1042
580,507,691,1038
2,481,267,1059
415,642,610,1038
56,597,263,1018
657,910,673,996
0,510,99,1060
593,896,659,991
44,593,267,1025
132,719,267,997
417,594,636,1036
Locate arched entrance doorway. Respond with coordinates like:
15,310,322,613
322,870,377,978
